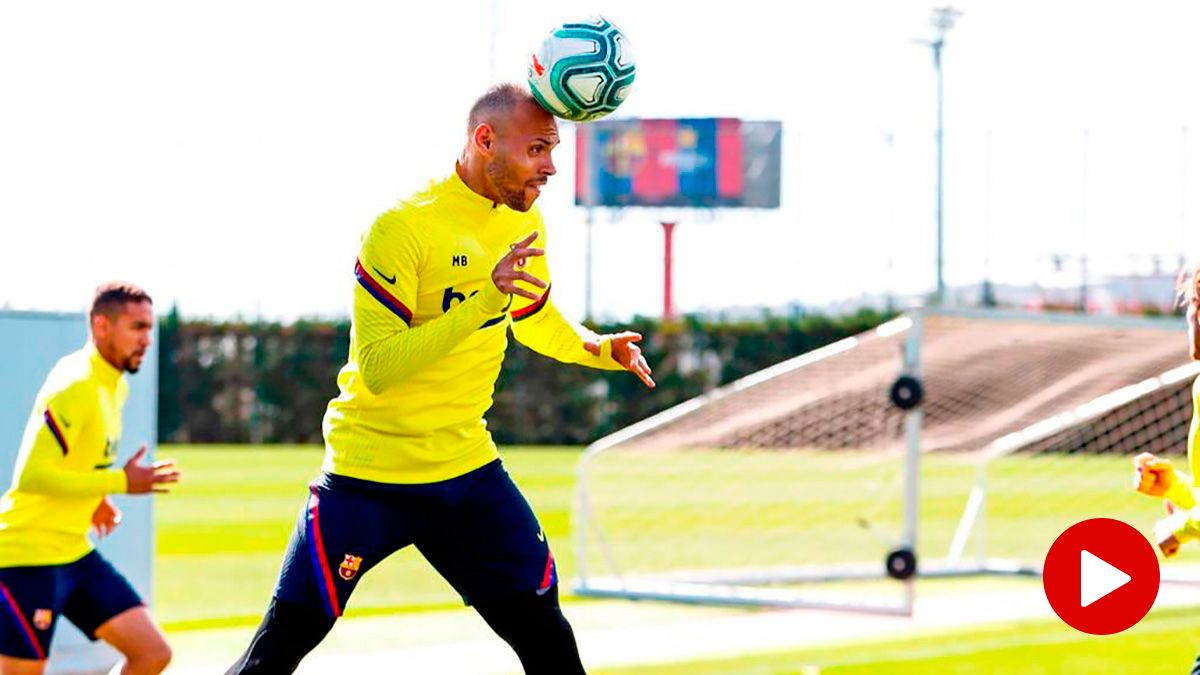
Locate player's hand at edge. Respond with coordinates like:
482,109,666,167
585,332,656,389
123,444,182,495
1133,452,1176,498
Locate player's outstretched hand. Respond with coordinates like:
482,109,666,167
91,496,121,539
1133,452,1176,497
585,332,656,389
123,445,181,495
492,231,547,301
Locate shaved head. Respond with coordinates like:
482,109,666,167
467,82,540,134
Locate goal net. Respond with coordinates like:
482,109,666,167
572,308,1197,613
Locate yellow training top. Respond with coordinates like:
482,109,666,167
322,170,622,484
0,343,129,567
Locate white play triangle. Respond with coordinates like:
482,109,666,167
1080,549,1131,608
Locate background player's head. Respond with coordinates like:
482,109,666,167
1179,267,1200,360
462,82,558,212
90,281,154,374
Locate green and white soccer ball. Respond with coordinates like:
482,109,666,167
527,16,635,123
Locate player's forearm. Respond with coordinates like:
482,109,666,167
512,300,624,371
357,284,510,394
1165,477,1198,509
17,454,127,497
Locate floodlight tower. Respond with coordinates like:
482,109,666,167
917,6,961,305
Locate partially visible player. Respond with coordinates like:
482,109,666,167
0,283,180,675
1133,267,1200,559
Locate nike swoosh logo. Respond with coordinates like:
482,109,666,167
371,266,397,285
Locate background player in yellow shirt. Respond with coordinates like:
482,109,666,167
227,83,655,674
1133,267,1200,555
0,283,180,675
1131,267,1200,673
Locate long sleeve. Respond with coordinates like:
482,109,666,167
511,291,625,371
15,389,127,497
353,211,511,395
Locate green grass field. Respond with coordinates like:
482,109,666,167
156,444,581,630
596,605,1200,674
157,445,1200,672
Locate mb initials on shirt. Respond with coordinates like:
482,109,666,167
452,254,469,267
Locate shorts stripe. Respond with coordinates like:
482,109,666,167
537,549,557,595
306,487,342,618
0,581,45,660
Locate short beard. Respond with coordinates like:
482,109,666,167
123,356,141,374
485,156,529,212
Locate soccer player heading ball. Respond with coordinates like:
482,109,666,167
226,83,654,674
1132,267,1200,559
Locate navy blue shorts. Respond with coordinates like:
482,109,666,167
274,459,557,618
0,550,143,660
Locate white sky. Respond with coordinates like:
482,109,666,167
2,0,1199,321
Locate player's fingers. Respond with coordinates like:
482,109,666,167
514,271,548,289
583,340,601,356
636,368,656,389
126,445,148,467
505,247,545,264
152,487,171,494
1134,452,1158,467
153,459,176,470
514,231,539,248
612,331,643,344
154,470,182,484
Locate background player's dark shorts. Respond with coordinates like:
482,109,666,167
0,550,144,660
274,459,557,618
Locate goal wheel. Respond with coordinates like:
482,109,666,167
885,548,917,580
889,375,924,411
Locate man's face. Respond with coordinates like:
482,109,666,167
93,300,154,373
485,100,559,212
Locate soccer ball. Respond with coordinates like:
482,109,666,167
527,16,635,123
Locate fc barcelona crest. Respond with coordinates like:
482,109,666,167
338,554,362,581
33,609,52,631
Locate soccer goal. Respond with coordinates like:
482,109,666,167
572,307,1197,614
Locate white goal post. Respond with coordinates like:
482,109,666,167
572,307,1196,614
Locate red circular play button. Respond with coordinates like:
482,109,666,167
1043,518,1160,635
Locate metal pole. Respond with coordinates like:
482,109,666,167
923,6,960,305
1080,128,1090,313
662,222,676,321
982,130,995,307
585,208,595,323
935,39,945,306
487,0,499,83
1183,126,1190,269
901,307,924,550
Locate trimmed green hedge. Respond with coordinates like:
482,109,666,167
157,308,894,445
